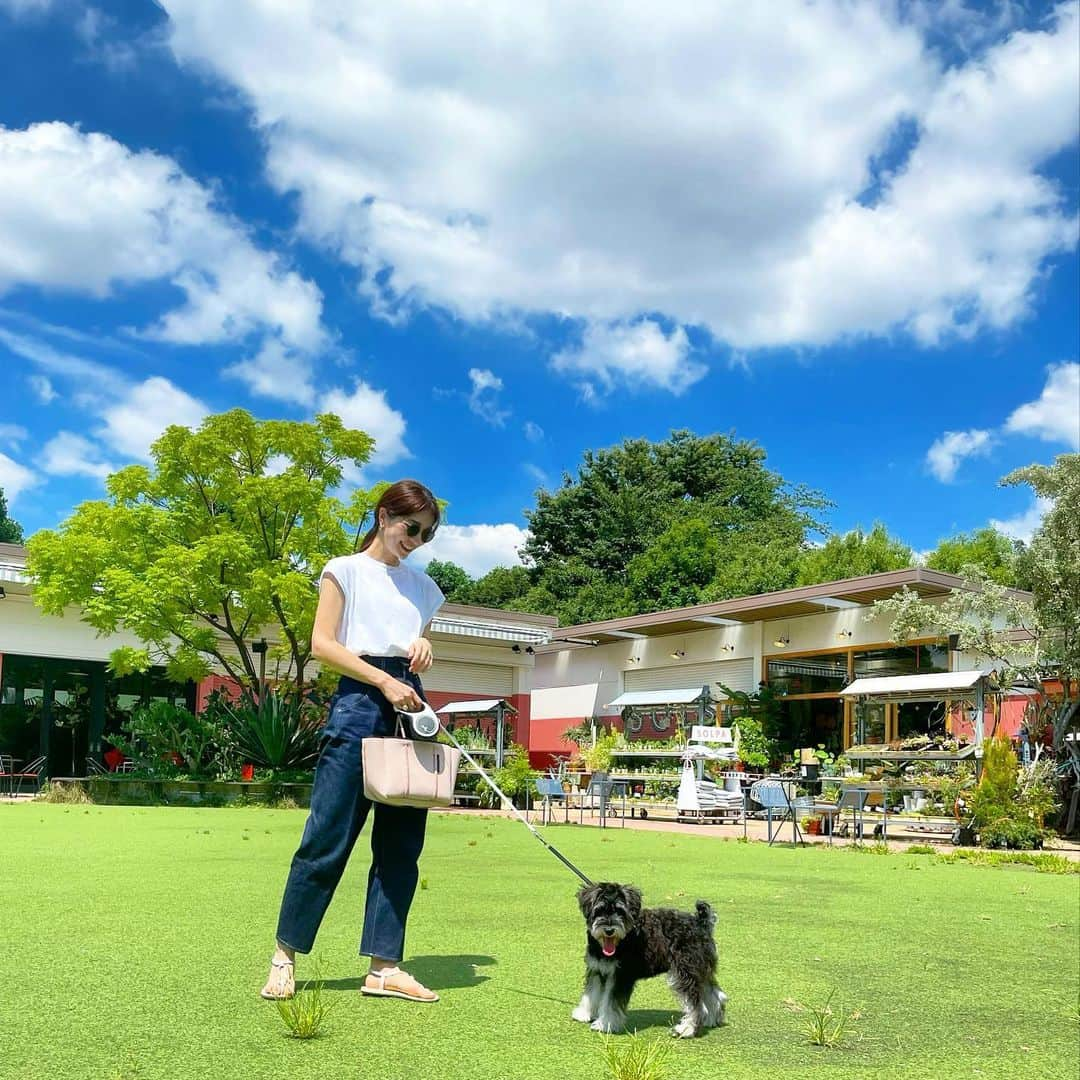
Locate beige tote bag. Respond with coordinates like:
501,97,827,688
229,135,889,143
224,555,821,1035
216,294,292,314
362,720,461,809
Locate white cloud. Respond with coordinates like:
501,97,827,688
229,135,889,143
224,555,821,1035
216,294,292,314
0,451,37,504
224,339,316,407
467,367,510,427
552,320,702,397
0,328,127,395
523,421,544,442
96,376,209,461
0,122,326,352
415,522,528,578
163,1,1078,357
320,379,409,467
991,496,1053,544
523,463,549,487
0,0,53,14
926,429,993,482
40,432,116,479
28,374,57,403
0,424,27,447
1,328,209,460
1004,362,1080,449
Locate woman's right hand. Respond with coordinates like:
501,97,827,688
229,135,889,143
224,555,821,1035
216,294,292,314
380,677,423,713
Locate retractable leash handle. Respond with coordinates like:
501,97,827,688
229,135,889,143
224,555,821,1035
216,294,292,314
440,725,594,887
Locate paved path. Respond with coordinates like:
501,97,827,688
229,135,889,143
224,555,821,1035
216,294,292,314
435,804,1080,859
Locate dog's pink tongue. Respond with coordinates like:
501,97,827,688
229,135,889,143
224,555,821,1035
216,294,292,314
602,936,617,956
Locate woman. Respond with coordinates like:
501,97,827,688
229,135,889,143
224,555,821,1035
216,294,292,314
261,479,445,1004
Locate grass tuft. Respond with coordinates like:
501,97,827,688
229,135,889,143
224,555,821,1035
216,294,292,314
793,988,859,1049
37,781,93,805
275,961,336,1040
601,1031,673,1080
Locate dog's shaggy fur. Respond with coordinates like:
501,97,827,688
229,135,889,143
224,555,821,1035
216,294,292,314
572,882,727,1038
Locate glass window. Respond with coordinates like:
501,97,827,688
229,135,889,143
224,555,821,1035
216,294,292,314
0,654,46,764
766,653,848,696
853,644,948,679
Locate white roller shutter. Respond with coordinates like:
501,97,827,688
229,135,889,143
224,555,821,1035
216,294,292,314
424,659,514,697
624,658,755,698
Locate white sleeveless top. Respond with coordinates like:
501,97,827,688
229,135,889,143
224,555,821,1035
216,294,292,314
320,551,445,658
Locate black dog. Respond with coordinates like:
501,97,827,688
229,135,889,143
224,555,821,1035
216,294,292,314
572,882,727,1038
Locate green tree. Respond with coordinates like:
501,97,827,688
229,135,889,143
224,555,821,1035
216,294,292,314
1003,454,1080,688
627,519,721,610
465,564,533,609
872,455,1079,693
0,487,24,543
27,409,375,693
926,527,1022,587
521,429,829,618
796,523,914,586
425,559,474,602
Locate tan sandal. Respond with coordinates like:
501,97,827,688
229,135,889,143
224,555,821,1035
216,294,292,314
260,957,295,1000
361,967,439,1002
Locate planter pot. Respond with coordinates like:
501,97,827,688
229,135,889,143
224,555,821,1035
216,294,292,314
240,763,255,782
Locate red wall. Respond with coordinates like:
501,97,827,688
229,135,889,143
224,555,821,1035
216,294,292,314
195,674,245,711
426,690,532,756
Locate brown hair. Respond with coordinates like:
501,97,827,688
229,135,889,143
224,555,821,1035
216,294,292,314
358,479,441,552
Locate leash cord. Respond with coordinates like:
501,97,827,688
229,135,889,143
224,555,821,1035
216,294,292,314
441,726,594,887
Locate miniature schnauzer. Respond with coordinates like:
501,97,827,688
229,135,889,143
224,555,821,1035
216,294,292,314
572,882,727,1038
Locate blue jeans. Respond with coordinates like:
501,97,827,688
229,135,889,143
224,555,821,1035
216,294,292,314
275,658,428,961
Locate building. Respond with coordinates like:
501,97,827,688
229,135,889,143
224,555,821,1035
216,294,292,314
0,542,554,776
529,569,1034,766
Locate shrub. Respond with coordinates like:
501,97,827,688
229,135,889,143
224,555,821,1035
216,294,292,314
111,701,224,778
222,689,323,771
479,744,539,808
970,736,1047,850
970,736,1018,825
733,716,776,768
978,818,1044,850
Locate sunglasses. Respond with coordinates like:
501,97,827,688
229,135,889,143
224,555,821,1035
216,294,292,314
399,517,438,544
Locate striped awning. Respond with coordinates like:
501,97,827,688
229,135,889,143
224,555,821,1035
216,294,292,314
431,615,550,645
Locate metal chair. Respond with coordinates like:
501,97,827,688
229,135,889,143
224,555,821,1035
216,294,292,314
578,777,626,828
534,777,569,825
0,754,14,796
749,779,802,845
12,755,45,797
814,787,868,845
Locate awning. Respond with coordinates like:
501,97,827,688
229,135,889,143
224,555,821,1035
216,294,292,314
430,615,549,645
605,687,708,709
839,670,989,702
436,698,517,715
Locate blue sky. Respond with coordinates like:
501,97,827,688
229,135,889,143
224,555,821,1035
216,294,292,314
1,0,1077,577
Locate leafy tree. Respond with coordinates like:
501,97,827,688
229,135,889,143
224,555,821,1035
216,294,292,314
796,523,914,586
926,527,1023,587
464,564,533,609
27,410,375,693
0,487,23,543
425,559,474,602
1003,454,1080,688
627,519,721,610
520,430,829,618
872,455,1079,813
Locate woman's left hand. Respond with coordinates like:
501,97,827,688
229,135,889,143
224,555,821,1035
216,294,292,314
408,637,434,674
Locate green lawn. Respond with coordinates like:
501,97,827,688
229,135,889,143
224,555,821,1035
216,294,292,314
1,803,1077,1080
